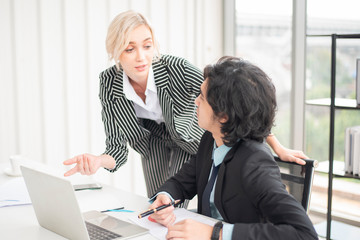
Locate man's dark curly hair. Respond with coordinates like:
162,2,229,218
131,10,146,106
204,56,277,146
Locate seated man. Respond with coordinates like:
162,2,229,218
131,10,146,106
148,56,318,240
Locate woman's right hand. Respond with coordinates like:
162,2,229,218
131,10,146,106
63,153,110,176
150,194,176,227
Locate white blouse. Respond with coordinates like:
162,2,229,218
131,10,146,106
122,67,164,124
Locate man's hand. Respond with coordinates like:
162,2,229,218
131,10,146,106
166,219,213,240
150,194,176,227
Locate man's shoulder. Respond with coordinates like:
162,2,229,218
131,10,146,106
241,139,270,152
233,139,274,165
199,131,214,144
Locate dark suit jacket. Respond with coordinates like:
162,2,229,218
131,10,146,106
157,131,318,239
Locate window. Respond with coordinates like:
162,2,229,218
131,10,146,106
235,0,360,231
306,0,360,232
235,0,293,146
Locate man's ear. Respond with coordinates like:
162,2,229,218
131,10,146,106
219,113,228,124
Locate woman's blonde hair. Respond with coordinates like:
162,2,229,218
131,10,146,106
106,10,160,69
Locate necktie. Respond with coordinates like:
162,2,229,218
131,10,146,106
202,163,219,217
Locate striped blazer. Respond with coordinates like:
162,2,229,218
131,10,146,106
99,54,205,172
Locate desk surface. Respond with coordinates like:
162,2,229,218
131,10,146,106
0,162,156,240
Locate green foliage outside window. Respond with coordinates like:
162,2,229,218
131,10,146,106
305,39,360,163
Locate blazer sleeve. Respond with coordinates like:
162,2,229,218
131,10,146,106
98,69,129,172
154,131,213,202
155,153,198,202
231,151,318,240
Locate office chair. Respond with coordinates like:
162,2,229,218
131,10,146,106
274,156,318,213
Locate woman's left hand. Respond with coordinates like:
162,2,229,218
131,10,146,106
276,147,308,165
266,134,308,165
166,219,213,240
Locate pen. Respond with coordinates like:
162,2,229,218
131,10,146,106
101,207,124,213
107,209,135,213
138,199,181,219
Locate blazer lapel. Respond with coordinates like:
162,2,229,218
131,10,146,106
153,60,171,114
198,134,215,212
110,67,150,147
214,140,242,222
152,60,178,138
112,66,125,98
200,148,214,190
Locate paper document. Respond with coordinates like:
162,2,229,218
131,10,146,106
75,189,123,213
0,177,32,207
129,208,216,240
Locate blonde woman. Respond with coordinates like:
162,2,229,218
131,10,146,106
63,10,307,200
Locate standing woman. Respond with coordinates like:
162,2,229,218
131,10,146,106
63,10,307,199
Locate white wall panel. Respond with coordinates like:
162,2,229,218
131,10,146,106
64,0,89,160
87,0,108,156
39,0,67,166
203,0,223,65
184,0,196,63
108,0,130,21
0,0,18,161
148,0,168,53
194,0,205,68
13,0,44,163
86,0,107,162
129,0,149,17
168,1,187,58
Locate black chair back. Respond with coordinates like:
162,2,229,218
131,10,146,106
274,156,318,213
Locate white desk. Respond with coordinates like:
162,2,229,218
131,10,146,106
0,163,156,240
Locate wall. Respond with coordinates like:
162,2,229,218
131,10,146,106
0,0,223,196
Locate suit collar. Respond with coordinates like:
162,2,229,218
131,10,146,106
199,132,216,196
223,139,243,163
213,142,232,167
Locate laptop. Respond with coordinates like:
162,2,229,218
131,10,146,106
20,165,149,240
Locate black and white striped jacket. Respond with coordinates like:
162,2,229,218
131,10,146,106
99,54,205,172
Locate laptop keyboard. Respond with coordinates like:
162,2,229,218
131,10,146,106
85,221,122,240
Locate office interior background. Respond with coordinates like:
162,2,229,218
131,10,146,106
1,0,359,238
